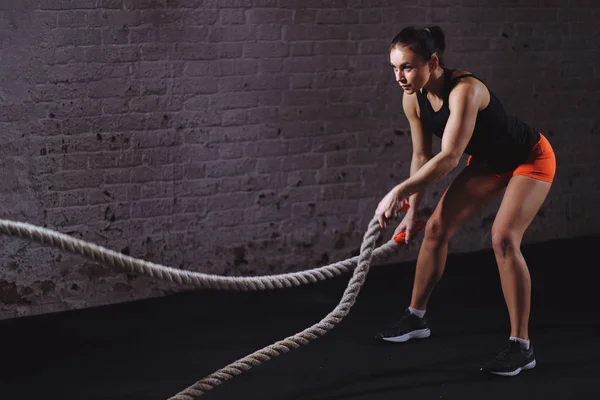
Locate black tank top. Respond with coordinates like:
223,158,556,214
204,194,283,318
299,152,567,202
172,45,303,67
416,68,540,173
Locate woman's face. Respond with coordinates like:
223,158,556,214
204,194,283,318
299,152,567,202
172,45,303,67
389,45,432,95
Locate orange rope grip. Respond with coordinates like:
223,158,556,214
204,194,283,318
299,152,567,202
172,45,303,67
392,199,427,245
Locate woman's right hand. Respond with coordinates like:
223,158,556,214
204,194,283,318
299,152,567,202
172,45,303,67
393,212,417,244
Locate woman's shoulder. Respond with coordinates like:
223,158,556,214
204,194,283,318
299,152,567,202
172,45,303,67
448,68,490,110
402,90,422,119
450,68,476,82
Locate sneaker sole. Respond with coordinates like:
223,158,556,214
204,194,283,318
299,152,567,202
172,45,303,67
487,359,537,377
380,328,431,343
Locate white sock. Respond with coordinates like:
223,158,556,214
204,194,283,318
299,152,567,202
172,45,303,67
408,307,426,318
510,336,530,350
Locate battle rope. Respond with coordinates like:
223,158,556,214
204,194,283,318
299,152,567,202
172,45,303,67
168,215,383,399
0,201,426,399
0,218,423,291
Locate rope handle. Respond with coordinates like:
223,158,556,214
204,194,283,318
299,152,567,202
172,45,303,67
392,199,427,245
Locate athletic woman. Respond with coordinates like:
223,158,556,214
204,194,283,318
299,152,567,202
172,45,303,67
374,26,556,376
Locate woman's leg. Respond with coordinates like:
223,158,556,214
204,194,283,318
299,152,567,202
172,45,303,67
491,175,553,340
409,163,508,311
376,162,507,342
480,175,552,376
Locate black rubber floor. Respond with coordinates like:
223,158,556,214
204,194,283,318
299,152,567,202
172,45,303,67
1,234,598,400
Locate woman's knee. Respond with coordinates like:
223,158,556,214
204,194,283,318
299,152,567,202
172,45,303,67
491,228,521,258
424,216,452,244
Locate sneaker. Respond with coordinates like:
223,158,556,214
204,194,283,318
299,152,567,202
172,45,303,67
481,339,536,376
375,308,431,343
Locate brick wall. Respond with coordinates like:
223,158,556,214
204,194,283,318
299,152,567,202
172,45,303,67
1,0,599,320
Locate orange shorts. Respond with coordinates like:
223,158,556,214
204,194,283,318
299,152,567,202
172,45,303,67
466,133,556,183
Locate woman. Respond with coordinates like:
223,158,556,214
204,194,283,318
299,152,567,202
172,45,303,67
374,26,556,376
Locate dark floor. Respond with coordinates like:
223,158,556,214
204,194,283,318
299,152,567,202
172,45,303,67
1,234,599,400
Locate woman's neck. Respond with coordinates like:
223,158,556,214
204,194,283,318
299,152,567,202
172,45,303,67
422,67,445,98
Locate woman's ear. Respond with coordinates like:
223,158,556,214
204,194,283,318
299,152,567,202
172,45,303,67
429,54,440,70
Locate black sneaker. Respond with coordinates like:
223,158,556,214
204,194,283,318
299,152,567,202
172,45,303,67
375,308,431,343
481,339,536,376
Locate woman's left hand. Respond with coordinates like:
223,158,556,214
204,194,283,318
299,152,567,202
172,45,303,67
376,186,407,228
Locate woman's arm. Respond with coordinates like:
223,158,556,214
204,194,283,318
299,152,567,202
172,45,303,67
397,81,487,198
403,92,432,218
393,80,487,204
377,79,487,226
